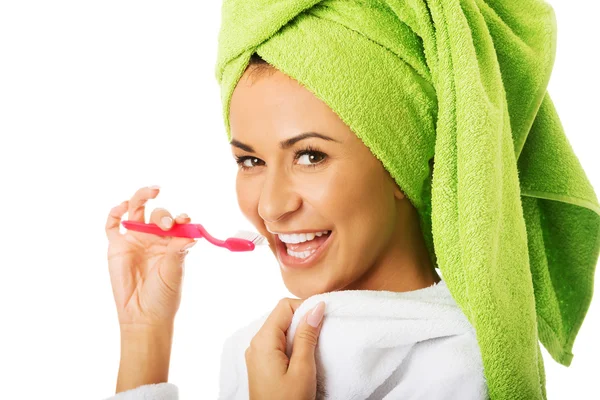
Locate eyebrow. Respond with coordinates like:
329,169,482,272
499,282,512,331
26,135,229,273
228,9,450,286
230,132,340,153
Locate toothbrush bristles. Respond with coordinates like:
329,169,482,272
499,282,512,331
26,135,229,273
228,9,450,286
232,230,267,245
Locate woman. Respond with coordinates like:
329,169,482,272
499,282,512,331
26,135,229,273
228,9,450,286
105,59,470,399
106,0,600,398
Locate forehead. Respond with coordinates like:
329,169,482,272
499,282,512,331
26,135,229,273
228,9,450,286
229,68,339,138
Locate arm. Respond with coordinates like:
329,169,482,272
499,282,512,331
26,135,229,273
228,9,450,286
110,325,177,398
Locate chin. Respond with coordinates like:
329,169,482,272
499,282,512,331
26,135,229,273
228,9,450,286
282,277,333,299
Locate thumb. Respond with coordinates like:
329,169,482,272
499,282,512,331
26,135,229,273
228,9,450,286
288,301,326,378
159,237,197,291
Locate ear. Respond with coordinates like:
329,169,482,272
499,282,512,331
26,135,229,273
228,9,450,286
387,172,406,201
393,185,406,200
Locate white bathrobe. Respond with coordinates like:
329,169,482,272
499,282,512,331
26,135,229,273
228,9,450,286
106,280,488,400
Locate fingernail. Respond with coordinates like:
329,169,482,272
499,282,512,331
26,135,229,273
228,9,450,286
306,301,326,328
148,185,161,190
161,216,173,228
180,241,197,253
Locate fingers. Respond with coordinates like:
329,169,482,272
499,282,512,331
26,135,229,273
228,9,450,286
251,298,305,351
150,207,175,231
150,207,198,255
105,200,129,241
110,185,197,255
157,235,197,293
158,212,196,286
174,213,190,224
150,207,193,229
127,186,161,222
245,297,305,386
245,297,325,395
288,301,326,378
265,298,305,336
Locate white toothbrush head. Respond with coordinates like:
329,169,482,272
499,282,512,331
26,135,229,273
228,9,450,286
232,230,268,246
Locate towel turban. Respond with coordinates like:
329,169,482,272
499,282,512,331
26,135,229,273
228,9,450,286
215,1,600,398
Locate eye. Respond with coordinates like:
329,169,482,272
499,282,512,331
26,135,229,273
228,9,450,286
234,156,265,171
295,145,327,168
233,145,328,171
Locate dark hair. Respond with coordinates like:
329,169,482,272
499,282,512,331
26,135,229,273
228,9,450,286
250,52,268,65
247,52,274,81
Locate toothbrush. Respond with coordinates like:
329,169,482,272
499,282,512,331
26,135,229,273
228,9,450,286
121,220,267,252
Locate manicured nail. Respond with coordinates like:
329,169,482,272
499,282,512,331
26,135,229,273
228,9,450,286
148,185,160,190
306,301,326,328
161,216,173,228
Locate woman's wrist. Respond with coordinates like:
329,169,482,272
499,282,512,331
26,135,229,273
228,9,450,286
116,324,174,393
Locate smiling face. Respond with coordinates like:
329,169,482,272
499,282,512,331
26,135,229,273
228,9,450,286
229,63,439,299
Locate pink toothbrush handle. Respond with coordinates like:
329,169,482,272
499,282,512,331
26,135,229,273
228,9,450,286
193,224,256,251
120,221,255,252
121,220,203,238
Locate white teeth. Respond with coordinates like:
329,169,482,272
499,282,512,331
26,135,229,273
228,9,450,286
287,248,317,259
278,230,329,244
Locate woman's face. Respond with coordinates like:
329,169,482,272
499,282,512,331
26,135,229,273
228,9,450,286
229,66,410,299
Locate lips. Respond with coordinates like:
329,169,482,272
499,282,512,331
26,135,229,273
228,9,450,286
275,230,334,269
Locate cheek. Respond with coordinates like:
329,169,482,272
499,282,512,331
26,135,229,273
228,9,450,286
320,165,394,262
301,164,390,223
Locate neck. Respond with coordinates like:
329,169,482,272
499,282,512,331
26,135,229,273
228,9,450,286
343,203,440,293
344,246,440,293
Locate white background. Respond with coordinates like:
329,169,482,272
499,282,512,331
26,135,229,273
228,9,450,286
0,1,598,399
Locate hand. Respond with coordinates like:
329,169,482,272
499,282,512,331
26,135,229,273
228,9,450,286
105,186,198,329
246,298,326,400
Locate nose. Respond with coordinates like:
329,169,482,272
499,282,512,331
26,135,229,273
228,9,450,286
258,168,302,223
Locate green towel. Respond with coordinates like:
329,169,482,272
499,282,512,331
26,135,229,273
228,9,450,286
215,1,600,398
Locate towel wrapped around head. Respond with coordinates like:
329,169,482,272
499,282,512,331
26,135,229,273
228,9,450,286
215,1,600,398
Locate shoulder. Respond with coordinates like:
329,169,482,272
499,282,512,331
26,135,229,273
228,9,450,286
399,328,488,399
415,329,486,376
